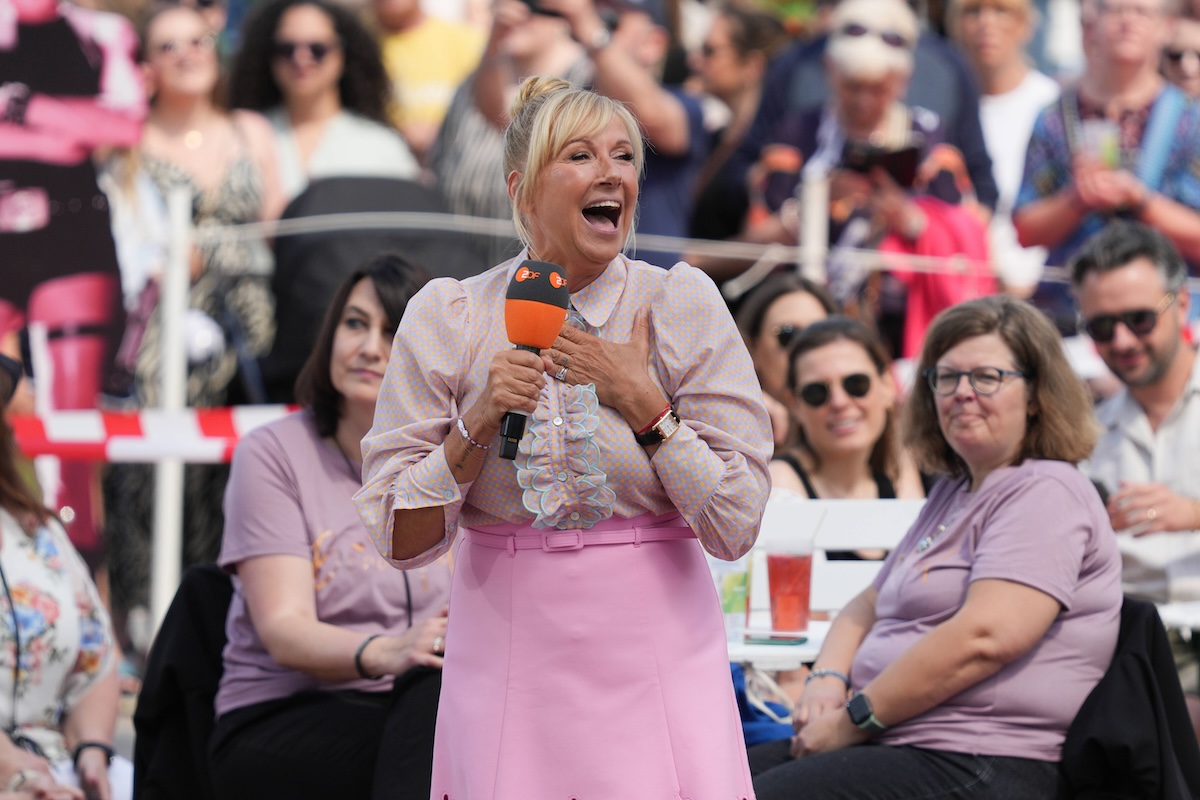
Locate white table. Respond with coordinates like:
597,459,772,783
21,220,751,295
727,620,830,671
1158,602,1200,632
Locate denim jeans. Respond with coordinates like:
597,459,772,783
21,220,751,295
749,738,1064,800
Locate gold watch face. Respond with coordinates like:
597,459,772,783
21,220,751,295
654,411,681,440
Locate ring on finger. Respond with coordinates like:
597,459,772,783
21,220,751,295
555,366,568,382
1147,508,1158,522
433,635,445,654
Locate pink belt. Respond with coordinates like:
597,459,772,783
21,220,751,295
464,512,694,556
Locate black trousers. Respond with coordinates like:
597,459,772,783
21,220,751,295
749,738,1065,800
210,667,441,800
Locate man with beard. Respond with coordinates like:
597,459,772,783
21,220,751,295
1072,220,1200,737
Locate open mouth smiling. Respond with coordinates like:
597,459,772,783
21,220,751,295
582,200,622,232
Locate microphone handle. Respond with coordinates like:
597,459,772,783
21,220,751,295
498,344,540,460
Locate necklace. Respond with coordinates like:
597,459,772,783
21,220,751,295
915,483,970,554
184,129,203,150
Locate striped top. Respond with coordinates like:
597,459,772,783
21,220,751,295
355,251,773,568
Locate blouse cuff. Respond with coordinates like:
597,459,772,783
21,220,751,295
386,445,471,568
648,423,722,517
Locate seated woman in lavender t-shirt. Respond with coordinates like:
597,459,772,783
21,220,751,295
751,295,1122,800
210,255,451,800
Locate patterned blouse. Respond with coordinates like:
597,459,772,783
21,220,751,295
356,252,773,568
0,511,114,763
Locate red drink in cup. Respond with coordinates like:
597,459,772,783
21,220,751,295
766,552,811,634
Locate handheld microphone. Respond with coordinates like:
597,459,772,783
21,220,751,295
499,260,570,459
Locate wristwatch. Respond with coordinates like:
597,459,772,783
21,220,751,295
634,407,681,446
583,24,611,55
846,691,888,735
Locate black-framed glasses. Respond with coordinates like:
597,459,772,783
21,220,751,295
774,324,803,350
796,373,872,408
271,40,339,64
1081,292,1176,343
925,366,1026,396
837,23,910,49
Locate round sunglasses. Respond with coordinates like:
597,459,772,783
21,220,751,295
774,323,803,350
837,23,910,49
271,40,339,64
795,373,872,408
1080,291,1175,343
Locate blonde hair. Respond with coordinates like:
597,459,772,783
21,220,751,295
503,76,645,250
827,0,918,79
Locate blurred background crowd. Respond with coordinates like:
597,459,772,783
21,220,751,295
6,0,1200,767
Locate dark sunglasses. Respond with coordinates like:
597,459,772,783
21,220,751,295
1081,291,1176,343
838,23,909,49
796,373,872,408
774,324,803,350
271,40,339,64
1165,48,1200,64
700,42,736,58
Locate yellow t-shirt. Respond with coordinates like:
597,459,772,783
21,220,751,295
380,16,485,131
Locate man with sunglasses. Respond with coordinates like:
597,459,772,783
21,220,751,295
1072,221,1200,734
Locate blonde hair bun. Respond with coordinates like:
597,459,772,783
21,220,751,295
510,76,574,122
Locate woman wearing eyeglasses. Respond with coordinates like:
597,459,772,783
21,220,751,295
750,294,1121,800
229,0,419,202
770,316,924,505
743,0,994,359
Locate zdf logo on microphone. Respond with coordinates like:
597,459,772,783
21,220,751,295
515,266,541,282
549,272,566,289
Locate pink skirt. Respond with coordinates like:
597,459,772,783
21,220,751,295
429,512,754,800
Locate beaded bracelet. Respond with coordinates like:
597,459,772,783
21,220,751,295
354,634,382,679
805,668,851,688
457,418,491,450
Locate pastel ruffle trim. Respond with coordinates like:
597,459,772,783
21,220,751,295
515,383,616,530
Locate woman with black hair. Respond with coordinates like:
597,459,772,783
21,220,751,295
209,254,450,800
229,0,419,200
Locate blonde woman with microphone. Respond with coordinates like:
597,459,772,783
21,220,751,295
356,77,773,799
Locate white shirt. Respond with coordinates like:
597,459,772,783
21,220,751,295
267,109,421,201
980,70,1061,290
1082,354,1200,602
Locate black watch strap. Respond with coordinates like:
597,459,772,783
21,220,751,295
634,408,681,446
846,692,887,735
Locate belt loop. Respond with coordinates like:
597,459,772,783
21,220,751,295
632,526,642,548
506,536,516,558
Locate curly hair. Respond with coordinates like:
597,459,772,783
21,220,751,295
228,0,393,125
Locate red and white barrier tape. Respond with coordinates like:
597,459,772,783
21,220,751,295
10,405,297,463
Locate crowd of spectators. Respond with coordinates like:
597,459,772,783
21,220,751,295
5,0,1200,794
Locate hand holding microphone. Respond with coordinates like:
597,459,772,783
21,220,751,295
497,261,570,459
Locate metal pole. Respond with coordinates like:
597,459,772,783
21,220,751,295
799,170,829,284
150,186,190,629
